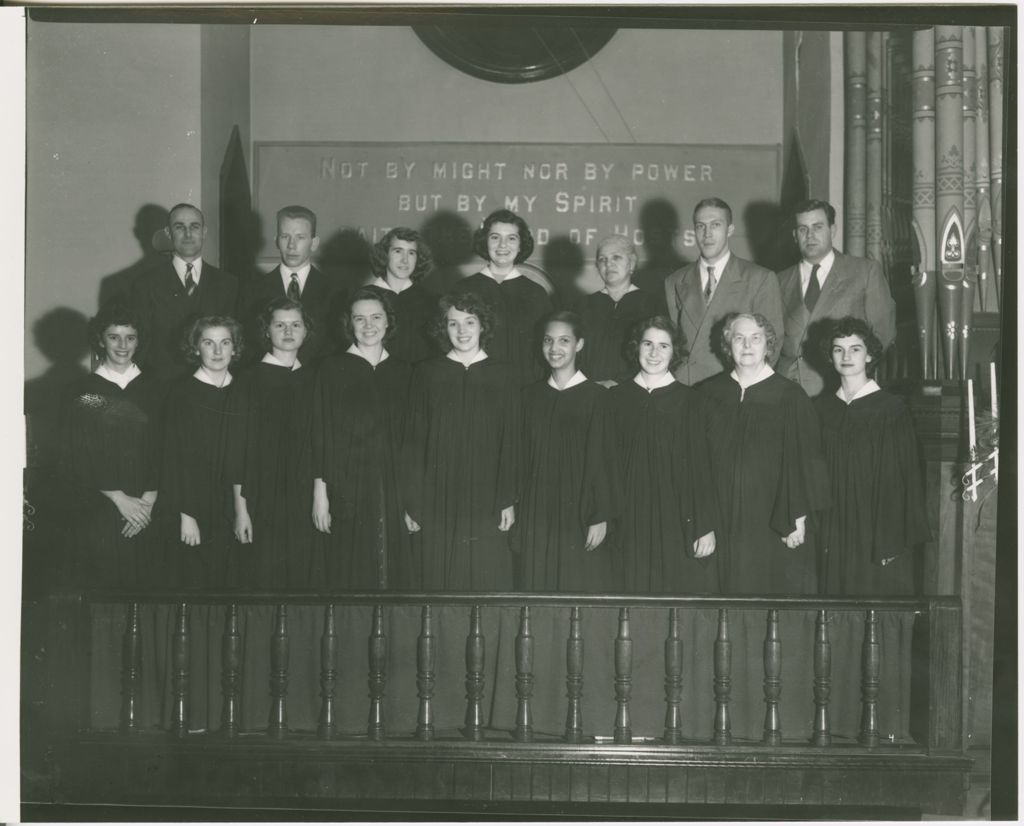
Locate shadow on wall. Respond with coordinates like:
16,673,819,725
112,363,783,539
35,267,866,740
221,125,264,284
742,200,796,274
633,197,688,298
24,307,90,472
541,236,586,308
96,204,170,308
419,211,477,297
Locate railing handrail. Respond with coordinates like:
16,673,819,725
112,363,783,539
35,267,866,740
73,589,958,612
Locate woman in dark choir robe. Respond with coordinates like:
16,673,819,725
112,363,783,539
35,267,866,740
575,234,666,385
515,311,615,592
404,291,519,591
229,297,317,590
161,316,245,590
700,313,830,594
312,286,412,590
368,227,439,363
61,303,161,588
606,316,717,594
452,209,553,387
815,317,929,595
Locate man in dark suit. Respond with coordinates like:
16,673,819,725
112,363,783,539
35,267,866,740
238,205,340,364
664,197,784,385
127,203,239,384
776,199,896,396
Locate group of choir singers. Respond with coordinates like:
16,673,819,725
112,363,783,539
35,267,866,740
61,205,930,597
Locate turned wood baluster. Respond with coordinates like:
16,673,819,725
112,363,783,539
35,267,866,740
663,607,683,744
859,609,881,747
712,608,732,745
462,606,485,741
811,609,832,746
317,604,337,740
170,602,190,738
514,606,535,743
267,604,289,738
762,608,782,745
119,602,141,734
220,604,241,738
415,605,435,741
564,607,584,743
613,607,633,744
367,605,387,740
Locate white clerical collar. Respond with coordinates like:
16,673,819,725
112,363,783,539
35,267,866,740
548,370,588,391
447,348,489,367
800,249,836,281
633,371,676,392
280,262,312,293
372,275,413,294
192,366,233,387
599,283,639,297
172,255,202,284
346,343,390,366
837,378,880,404
700,251,731,276
481,264,522,282
95,362,141,389
261,351,302,371
730,363,774,390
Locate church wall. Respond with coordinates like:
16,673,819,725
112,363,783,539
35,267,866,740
25,22,203,380
25,23,786,380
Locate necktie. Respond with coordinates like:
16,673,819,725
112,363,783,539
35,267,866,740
804,263,821,312
184,263,197,297
704,265,716,303
287,273,301,301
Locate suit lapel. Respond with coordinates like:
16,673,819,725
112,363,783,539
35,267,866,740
695,256,737,334
159,260,185,298
302,266,326,303
781,266,806,325
678,264,705,333
809,254,847,322
268,266,287,298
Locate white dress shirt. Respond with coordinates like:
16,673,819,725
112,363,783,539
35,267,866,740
800,250,835,298
700,251,731,296
280,262,312,295
172,255,203,288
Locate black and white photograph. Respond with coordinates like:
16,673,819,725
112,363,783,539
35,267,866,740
16,4,1016,821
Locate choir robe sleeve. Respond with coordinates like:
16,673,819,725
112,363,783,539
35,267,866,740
160,391,188,518
869,401,931,562
494,374,520,512
310,367,329,482
61,391,117,493
224,375,251,488
402,364,430,521
768,388,831,537
686,391,718,543
580,388,617,527
139,381,163,493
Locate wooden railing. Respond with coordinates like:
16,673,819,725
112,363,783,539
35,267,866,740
32,591,971,815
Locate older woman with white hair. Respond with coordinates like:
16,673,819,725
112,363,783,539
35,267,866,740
699,312,830,594
575,234,665,386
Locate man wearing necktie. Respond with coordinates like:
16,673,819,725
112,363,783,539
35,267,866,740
776,199,896,397
238,205,341,364
126,203,238,385
664,197,785,386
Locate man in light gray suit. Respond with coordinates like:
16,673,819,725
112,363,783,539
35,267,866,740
776,199,896,397
664,197,784,385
